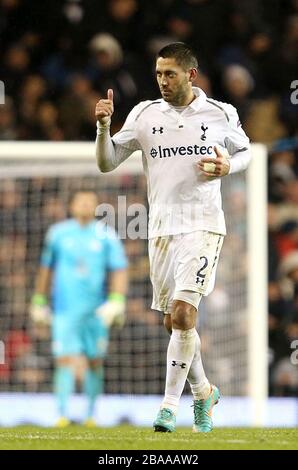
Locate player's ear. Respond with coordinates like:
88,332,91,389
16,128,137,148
188,68,197,83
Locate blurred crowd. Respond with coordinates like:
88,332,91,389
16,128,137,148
268,144,298,396
0,0,298,140
0,0,298,396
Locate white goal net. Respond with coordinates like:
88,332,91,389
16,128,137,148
0,142,267,414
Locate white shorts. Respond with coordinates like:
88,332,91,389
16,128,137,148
149,230,224,313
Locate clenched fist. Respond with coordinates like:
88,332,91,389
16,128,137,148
198,145,231,177
95,89,114,125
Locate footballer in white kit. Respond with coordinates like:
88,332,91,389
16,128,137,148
95,42,251,433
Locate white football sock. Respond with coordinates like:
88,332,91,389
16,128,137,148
161,327,197,413
187,330,211,400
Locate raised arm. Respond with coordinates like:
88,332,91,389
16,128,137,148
95,88,117,172
95,89,141,173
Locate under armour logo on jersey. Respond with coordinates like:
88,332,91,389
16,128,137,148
172,360,187,369
200,123,208,141
152,127,164,134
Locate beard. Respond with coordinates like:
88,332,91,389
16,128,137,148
160,81,189,106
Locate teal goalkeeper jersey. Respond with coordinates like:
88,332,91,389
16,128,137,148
41,219,127,317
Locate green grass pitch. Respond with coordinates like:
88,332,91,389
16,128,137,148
0,426,297,450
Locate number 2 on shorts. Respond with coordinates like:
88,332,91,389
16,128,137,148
196,256,208,286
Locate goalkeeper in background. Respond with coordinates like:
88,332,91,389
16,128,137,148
30,190,128,427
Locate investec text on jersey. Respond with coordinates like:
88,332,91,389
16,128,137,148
150,145,213,159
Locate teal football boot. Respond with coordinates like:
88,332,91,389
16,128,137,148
153,407,176,432
192,385,220,433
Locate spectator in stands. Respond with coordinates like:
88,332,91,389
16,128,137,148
222,64,255,124
104,0,142,53
0,97,17,140
33,101,64,141
87,33,146,131
0,44,31,96
17,75,48,139
59,74,96,140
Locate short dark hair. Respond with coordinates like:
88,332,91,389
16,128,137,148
157,42,198,70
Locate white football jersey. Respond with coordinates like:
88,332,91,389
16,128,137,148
109,87,251,238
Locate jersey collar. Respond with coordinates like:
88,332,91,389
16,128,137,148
160,87,206,112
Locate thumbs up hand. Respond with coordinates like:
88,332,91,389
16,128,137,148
95,89,114,126
198,145,230,177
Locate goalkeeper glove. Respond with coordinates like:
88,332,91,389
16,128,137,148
30,294,52,326
96,293,126,328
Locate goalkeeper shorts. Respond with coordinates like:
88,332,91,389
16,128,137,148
149,230,224,313
52,314,109,359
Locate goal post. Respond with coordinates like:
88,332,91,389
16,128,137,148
0,141,268,425
247,144,268,426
